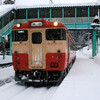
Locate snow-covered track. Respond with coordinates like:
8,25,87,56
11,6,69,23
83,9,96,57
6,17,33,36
0,62,12,68
0,76,14,86
0,81,58,100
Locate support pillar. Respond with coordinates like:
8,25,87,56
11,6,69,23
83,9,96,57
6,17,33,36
0,36,1,42
38,8,40,20
26,9,28,21
92,28,97,57
88,7,90,24
50,8,52,21
62,8,64,23
10,32,12,56
75,8,77,28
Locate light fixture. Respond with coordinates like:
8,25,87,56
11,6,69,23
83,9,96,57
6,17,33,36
16,24,21,28
54,21,58,26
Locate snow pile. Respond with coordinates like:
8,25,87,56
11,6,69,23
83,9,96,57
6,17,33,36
51,46,100,100
0,55,12,64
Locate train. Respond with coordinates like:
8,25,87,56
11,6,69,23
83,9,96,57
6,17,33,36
12,19,76,85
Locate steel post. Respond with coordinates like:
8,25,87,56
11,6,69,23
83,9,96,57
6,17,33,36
50,8,52,21
92,28,97,57
75,7,77,28
26,9,28,21
10,32,12,56
38,8,40,20
62,8,64,23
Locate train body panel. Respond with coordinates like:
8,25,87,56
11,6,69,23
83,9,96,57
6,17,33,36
12,20,76,85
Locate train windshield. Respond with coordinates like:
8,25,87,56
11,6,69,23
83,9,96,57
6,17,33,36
46,29,66,40
12,30,28,42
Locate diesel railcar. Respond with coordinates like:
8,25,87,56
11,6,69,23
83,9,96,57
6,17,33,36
12,20,76,85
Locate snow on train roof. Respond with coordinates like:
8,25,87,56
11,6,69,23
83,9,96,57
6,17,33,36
15,0,100,9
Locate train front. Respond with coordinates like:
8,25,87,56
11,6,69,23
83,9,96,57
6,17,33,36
12,20,68,85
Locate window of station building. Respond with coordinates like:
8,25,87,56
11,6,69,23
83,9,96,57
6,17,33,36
46,29,66,40
39,8,50,18
77,7,88,17
90,7,99,17
28,8,38,19
32,32,42,44
64,7,75,17
4,13,9,26
0,18,2,29
16,9,26,19
52,8,62,18
12,30,28,42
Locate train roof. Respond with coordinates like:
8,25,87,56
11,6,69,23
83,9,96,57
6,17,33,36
12,20,66,30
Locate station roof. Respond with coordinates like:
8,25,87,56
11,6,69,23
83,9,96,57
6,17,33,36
15,0,100,9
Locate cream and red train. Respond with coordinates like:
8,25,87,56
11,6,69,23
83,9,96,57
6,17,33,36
12,20,76,85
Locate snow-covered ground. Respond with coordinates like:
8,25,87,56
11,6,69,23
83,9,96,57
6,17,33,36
0,55,12,64
0,46,100,100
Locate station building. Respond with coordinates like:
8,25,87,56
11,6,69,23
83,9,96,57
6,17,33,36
0,0,100,54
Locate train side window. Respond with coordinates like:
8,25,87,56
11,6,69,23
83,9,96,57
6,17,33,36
46,29,66,40
32,32,42,44
12,30,28,42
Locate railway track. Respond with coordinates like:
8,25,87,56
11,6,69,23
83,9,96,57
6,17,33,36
0,62,12,68
0,81,58,100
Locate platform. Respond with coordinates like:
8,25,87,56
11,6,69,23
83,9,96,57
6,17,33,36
51,47,100,100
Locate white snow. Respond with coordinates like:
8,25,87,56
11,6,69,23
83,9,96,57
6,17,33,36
15,0,100,9
0,5,14,17
0,46,99,100
0,66,14,80
51,46,100,100
0,55,12,64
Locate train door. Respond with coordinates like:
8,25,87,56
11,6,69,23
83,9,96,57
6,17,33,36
29,29,45,69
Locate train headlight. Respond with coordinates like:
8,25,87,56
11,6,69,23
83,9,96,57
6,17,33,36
54,21,58,26
16,24,21,28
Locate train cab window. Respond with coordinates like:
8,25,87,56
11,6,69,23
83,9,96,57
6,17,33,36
46,29,66,40
12,30,28,42
32,32,42,44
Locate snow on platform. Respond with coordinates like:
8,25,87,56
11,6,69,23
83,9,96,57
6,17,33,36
51,47,100,100
0,55,12,64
